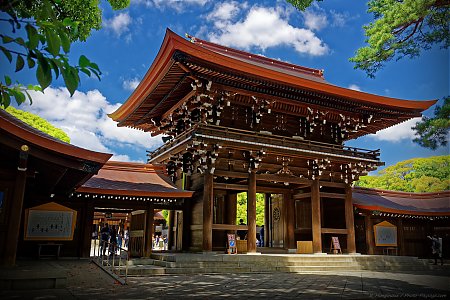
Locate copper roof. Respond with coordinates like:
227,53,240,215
109,29,436,129
0,108,112,163
77,161,193,198
353,187,450,216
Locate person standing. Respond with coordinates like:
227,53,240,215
100,223,110,256
109,226,117,255
237,219,247,240
260,225,265,247
427,235,443,265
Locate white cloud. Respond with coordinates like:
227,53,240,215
123,78,140,91
348,84,361,91
369,117,422,142
21,87,162,162
150,0,210,12
303,9,327,31
103,13,132,38
330,10,347,27
207,5,328,56
207,1,242,21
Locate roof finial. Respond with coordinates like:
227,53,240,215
185,33,196,43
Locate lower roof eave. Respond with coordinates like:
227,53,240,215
76,186,193,198
354,204,450,217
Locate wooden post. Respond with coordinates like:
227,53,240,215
364,214,375,255
345,184,356,253
284,192,295,249
2,146,28,266
397,218,405,256
247,170,257,253
225,192,237,237
168,210,175,250
202,171,213,252
144,204,154,257
311,179,322,253
81,201,94,258
182,174,191,251
264,193,270,247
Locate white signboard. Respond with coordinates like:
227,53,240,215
26,211,74,239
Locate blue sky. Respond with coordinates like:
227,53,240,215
1,0,449,169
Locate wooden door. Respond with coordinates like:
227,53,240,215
129,210,146,257
271,194,284,248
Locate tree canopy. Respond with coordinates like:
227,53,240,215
354,155,450,192
413,96,450,149
0,0,129,108
3,106,70,143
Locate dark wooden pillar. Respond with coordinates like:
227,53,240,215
284,192,295,249
345,184,356,253
364,214,375,255
2,146,28,266
202,172,213,252
311,179,322,253
182,175,192,251
144,204,154,257
81,201,94,258
264,194,270,247
168,210,175,250
397,218,405,256
247,170,257,253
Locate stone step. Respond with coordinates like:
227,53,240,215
164,266,252,274
126,265,166,276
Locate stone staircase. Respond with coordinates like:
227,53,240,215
124,253,433,276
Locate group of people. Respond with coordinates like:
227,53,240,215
428,234,444,265
153,234,168,250
237,219,265,247
99,223,129,256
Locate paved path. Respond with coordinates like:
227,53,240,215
1,260,449,299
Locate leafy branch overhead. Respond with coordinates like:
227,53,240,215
0,0,129,108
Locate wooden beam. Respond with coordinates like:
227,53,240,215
214,170,249,179
144,205,154,257
213,183,289,194
247,170,257,253
364,215,375,255
321,228,348,234
311,179,322,253
293,192,312,199
168,210,175,250
285,192,296,249
162,90,196,119
319,181,346,188
345,184,356,253
320,192,346,199
202,171,213,251
212,224,248,230
256,173,311,185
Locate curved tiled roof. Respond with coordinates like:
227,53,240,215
77,161,193,198
353,187,450,216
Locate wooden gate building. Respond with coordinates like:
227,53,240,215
109,30,436,254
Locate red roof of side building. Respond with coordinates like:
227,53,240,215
352,187,450,216
77,161,193,198
109,29,436,124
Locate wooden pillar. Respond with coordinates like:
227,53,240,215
364,214,375,255
284,192,295,249
311,179,322,253
2,146,28,266
81,201,94,258
168,210,175,250
264,194,270,247
182,175,191,251
144,204,154,257
397,218,405,256
202,172,213,252
225,192,237,236
345,184,356,253
247,170,257,253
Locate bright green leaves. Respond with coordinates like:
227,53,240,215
1,75,41,108
350,0,449,77
286,0,323,11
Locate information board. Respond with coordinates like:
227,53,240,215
24,202,77,241
374,221,397,247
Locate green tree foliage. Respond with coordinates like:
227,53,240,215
236,193,265,226
0,0,129,108
412,96,450,150
350,0,449,77
354,155,450,192
286,0,323,11
3,106,70,143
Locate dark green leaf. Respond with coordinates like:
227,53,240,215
2,91,11,107
0,46,12,62
80,68,91,77
11,88,26,105
27,55,36,68
15,55,24,72
45,28,61,56
62,67,79,96
4,75,11,85
62,18,73,27
89,62,100,72
49,58,60,79
24,90,33,104
59,29,71,53
78,55,90,68
15,37,25,46
25,24,39,49
2,36,14,43
36,57,52,90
